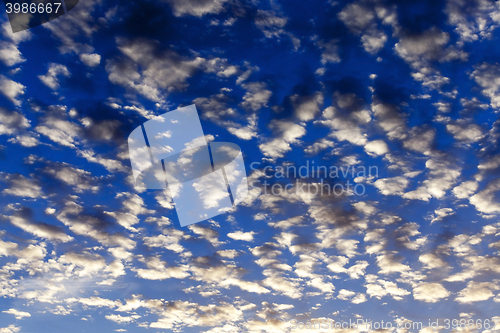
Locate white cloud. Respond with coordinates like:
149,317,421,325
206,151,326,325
0,107,30,135
227,231,256,242
2,174,42,198
413,283,450,303
0,22,32,66
0,75,25,106
2,309,31,320
79,53,101,67
289,92,323,121
163,0,229,17
447,121,484,142
7,214,73,243
254,10,288,38
470,178,500,214
470,63,500,108
364,139,389,156
38,63,71,90
0,325,20,333
239,82,272,111
453,180,478,199
374,176,408,195
318,39,341,64
445,0,500,43
107,38,205,102
105,314,141,324
259,120,306,160
456,281,499,303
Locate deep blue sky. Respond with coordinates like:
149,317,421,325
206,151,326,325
1,0,500,332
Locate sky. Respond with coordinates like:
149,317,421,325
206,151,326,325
1,0,500,332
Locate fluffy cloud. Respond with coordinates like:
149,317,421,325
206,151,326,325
227,231,256,242
1,174,42,198
413,283,450,303
0,75,25,106
38,63,71,90
107,38,206,102
2,309,31,320
470,63,500,108
79,53,101,67
259,120,306,160
163,0,229,17
456,281,499,303
0,107,29,135
0,22,32,66
470,178,500,214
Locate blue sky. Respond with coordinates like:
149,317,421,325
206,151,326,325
1,0,500,332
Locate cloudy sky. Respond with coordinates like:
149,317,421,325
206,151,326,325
1,0,500,332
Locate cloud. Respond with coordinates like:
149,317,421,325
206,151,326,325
446,120,484,142
42,0,100,55
315,94,371,146
227,231,256,242
338,1,395,54
259,120,306,160
470,178,500,214
413,283,450,303
0,75,25,106
79,53,101,67
262,270,302,299
445,0,500,43
0,22,32,66
56,200,136,250
338,2,375,32
289,92,323,122
105,314,141,324
318,39,341,64
2,174,42,198
189,225,224,247
419,253,447,270
371,101,407,140
453,180,478,199
254,10,288,38
194,90,259,140
395,28,450,63
456,281,499,303
38,63,71,90
365,277,410,300
0,325,20,333
374,177,408,195
0,107,30,135
304,138,335,155
7,210,73,243
35,106,82,148
239,82,272,111
364,140,389,156
143,229,186,253
41,161,100,192
107,38,205,102
163,0,229,17
2,309,31,320
430,207,454,224
0,43,24,67
402,126,435,155
470,63,500,108
403,157,460,201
